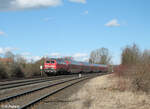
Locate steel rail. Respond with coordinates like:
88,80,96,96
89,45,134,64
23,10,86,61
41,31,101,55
0,75,74,86
0,77,50,86
19,76,94,109
0,75,89,103
0,75,75,90
0,77,42,82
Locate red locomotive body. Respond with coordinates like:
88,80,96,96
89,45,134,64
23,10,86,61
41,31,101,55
44,58,68,75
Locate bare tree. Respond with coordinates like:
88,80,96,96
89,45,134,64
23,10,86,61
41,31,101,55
121,44,141,66
142,50,150,65
89,47,111,64
4,51,15,60
15,54,26,65
0,62,8,79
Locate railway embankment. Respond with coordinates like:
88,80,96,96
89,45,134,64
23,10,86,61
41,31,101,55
62,74,150,109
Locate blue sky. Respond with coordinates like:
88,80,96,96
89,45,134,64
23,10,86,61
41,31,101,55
0,0,150,64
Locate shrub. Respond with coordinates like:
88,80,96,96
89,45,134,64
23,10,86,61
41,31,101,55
114,44,150,93
130,62,150,92
10,63,25,78
0,62,9,79
121,44,141,66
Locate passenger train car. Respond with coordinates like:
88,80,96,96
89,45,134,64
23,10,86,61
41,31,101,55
43,58,108,75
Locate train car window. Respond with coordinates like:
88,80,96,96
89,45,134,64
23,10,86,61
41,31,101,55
56,60,61,64
70,60,79,65
82,62,90,66
61,61,66,64
46,61,50,63
56,59,66,64
99,64,107,67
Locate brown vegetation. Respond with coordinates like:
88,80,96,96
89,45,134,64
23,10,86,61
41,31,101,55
0,52,45,79
63,75,150,109
114,44,150,93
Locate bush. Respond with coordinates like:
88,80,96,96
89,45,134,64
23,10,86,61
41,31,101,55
11,64,25,78
0,62,9,79
130,62,150,92
114,44,150,93
0,52,46,79
21,58,45,77
113,65,129,91
121,44,141,66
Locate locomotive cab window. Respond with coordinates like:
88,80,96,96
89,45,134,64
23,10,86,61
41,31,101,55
50,61,55,64
46,61,50,63
46,60,55,63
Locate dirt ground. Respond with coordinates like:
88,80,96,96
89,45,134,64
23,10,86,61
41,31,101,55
62,74,150,109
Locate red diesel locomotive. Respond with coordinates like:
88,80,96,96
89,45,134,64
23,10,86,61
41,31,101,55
43,58,108,75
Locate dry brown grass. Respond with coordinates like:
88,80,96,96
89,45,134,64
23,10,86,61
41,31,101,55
113,64,150,93
62,75,150,109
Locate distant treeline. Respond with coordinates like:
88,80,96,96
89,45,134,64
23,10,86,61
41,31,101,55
0,52,45,79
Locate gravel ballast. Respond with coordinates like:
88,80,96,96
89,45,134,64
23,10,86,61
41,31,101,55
0,77,77,100
33,78,90,109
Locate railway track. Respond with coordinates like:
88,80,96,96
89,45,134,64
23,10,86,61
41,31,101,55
0,75,76,90
0,74,98,109
0,76,45,83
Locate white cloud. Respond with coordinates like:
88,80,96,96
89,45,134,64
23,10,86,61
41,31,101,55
0,0,62,11
73,53,88,58
105,19,120,27
44,52,89,62
0,31,5,35
44,52,62,58
31,56,42,61
69,0,86,4
21,52,31,56
0,47,18,54
23,56,42,62
20,52,42,62
82,57,89,62
50,52,61,57
20,53,42,62
72,53,88,61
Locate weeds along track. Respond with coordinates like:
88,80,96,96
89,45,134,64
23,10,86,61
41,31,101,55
0,74,96,109
0,75,76,90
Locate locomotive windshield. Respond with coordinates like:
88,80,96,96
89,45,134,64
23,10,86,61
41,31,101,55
46,60,55,64
46,61,50,63
50,61,55,63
